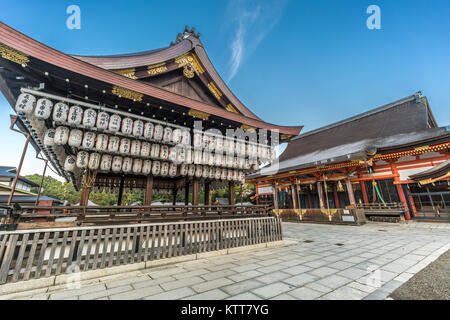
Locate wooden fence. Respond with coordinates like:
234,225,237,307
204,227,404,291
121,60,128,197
10,204,270,228
0,217,282,284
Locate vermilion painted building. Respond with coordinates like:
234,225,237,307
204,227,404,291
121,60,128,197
247,93,450,220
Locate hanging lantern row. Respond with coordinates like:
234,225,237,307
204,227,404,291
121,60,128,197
43,127,259,171
64,153,245,183
16,92,276,161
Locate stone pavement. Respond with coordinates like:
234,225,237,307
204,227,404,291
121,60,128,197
2,221,450,300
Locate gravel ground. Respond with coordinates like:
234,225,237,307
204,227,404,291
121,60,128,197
389,249,450,300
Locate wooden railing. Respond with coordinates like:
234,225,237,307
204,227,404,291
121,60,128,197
2,204,270,229
355,202,406,216
0,217,282,284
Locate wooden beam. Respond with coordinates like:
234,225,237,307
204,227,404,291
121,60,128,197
317,181,325,209
291,184,299,209
184,180,190,205
228,181,235,206
272,184,279,210
144,175,153,206
192,179,199,206
204,181,210,205
345,178,356,206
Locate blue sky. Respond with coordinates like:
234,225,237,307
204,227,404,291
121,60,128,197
0,0,449,178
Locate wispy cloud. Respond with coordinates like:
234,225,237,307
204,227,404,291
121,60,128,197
226,0,288,82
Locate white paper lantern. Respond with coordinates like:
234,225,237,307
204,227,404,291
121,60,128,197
54,126,70,145
172,129,182,144
221,155,227,168
88,153,101,170
193,133,202,149
68,129,83,147
206,135,216,151
168,147,177,162
176,146,186,164
193,150,202,164
100,154,112,171
132,159,142,174
130,140,141,156
143,122,154,139
271,148,277,161
237,141,246,156
112,156,123,172
96,111,109,130
121,117,133,135
185,148,193,164
82,131,96,149
202,166,209,178
237,157,245,169
233,170,239,181
64,155,76,172
226,139,235,155
187,164,195,176
227,169,233,181
221,169,227,180
76,151,89,169
83,108,97,128
244,159,251,170
34,98,53,120
141,142,151,157
152,161,161,175
43,129,56,146
208,153,215,166
108,136,120,153
215,135,223,152
108,114,121,132
202,151,210,165
257,145,265,160
169,163,177,177
181,130,191,145
150,143,160,158
214,152,223,166
160,145,169,160
225,155,234,168
132,120,144,137
52,102,69,122
122,157,132,173
195,165,202,178
214,167,222,180
119,138,131,154
163,127,173,143
95,133,108,151
142,160,152,174
154,124,163,141
180,164,188,176
15,93,36,114
68,106,83,125
208,167,215,179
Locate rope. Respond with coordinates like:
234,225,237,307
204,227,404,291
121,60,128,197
372,180,386,206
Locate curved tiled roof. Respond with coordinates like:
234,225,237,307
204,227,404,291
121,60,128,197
0,22,301,135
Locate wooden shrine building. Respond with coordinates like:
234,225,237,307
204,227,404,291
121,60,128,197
0,23,302,223
248,93,450,221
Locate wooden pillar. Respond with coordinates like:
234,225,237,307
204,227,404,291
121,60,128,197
333,183,340,208
317,181,325,209
228,181,235,205
358,171,369,204
80,186,91,206
390,161,411,220
184,180,190,205
117,176,125,205
291,184,299,209
345,178,356,206
204,181,210,205
172,187,177,206
272,184,279,210
144,175,153,206
396,184,411,220
192,179,199,206
306,187,313,209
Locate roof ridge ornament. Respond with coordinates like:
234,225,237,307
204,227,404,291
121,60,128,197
171,26,201,46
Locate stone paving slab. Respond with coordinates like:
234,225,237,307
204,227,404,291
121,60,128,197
3,221,450,300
